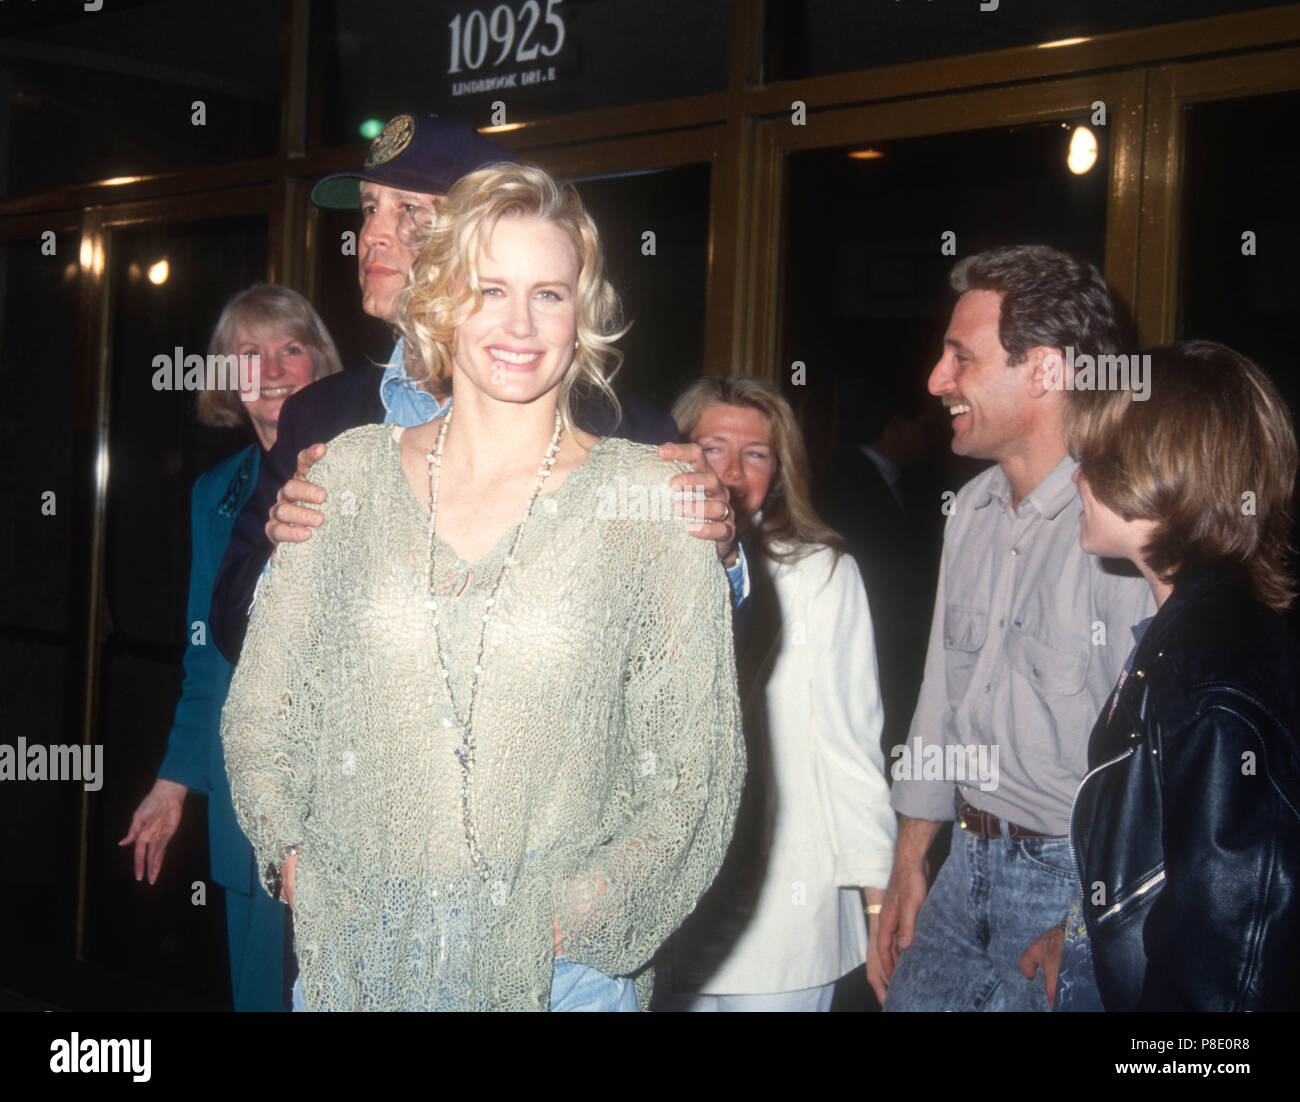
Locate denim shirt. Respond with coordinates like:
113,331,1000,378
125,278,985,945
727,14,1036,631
380,338,450,428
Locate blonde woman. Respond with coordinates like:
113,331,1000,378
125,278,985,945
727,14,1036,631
662,375,895,1011
122,285,341,1010
222,164,745,1012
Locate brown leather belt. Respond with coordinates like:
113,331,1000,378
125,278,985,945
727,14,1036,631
957,797,1062,840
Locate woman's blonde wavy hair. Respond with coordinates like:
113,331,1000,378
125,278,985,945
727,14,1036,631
396,162,627,436
672,374,846,568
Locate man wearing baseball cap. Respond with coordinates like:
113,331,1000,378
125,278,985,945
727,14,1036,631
210,114,745,663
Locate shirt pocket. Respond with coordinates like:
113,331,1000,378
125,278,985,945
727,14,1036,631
942,604,988,702
1004,626,1089,697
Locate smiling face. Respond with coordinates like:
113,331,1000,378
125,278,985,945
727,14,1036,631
236,325,320,449
359,182,440,321
690,403,776,532
928,289,1038,462
449,214,580,408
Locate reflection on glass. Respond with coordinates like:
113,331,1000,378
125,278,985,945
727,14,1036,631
1068,126,1098,175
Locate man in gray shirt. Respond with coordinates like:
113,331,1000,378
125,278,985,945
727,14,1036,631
869,245,1155,1011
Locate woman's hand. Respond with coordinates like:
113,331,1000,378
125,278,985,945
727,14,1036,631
863,887,886,1004
280,853,299,909
553,916,563,958
119,778,188,884
657,441,738,566
1019,924,1065,1006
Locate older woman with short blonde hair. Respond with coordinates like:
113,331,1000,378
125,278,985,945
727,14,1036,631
197,284,343,440
124,284,340,1011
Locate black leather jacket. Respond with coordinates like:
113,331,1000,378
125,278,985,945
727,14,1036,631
1071,568,1300,1011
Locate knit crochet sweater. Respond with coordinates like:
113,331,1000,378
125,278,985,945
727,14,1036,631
222,424,745,1011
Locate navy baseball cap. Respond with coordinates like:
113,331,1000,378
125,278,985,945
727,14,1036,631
310,113,521,209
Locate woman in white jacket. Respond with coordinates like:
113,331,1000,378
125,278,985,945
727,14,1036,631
661,375,896,1011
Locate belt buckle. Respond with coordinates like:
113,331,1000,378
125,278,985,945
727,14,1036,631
958,798,990,836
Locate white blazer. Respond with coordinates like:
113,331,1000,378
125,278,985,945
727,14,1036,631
674,540,896,994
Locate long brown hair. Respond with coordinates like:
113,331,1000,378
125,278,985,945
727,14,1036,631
672,375,846,567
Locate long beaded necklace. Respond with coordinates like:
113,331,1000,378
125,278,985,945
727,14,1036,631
425,405,564,881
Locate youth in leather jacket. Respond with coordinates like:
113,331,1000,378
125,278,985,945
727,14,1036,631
1072,567,1300,1010
1022,340,1300,1012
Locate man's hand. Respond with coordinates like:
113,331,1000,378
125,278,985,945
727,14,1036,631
119,778,188,884
657,441,737,565
871,815,943,1003
873,862,929,1001
1019,923,1065,1007
280,853,298,909
266,443,328,549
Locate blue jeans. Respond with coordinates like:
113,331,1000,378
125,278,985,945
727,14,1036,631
291,957,638,1012
1055,896,1105,1011
884,819,1079,1012
549,957,640,1012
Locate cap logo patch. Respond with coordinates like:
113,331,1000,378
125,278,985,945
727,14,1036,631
366,114,415,167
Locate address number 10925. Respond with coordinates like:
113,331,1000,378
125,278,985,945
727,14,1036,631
447,0,566,74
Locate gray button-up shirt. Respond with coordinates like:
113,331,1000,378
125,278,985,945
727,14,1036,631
890,455,1155,836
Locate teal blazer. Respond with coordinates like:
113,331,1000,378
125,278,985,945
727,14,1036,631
158,444,261,894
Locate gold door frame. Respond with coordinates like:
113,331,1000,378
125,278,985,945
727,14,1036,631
1139,44,1300,344
741,71,1147,380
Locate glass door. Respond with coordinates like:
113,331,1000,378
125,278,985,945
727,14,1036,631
76,193,273,1009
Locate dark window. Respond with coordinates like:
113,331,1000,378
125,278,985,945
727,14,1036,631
575,163,711,415
766,0,1297,81
0,229,80,928
0,233,79,634
1179,89,1300,409
0,0,281,195
782,118,1110,480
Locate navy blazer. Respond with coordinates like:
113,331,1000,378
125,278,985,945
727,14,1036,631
210,365,679,662
158,444,262,893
